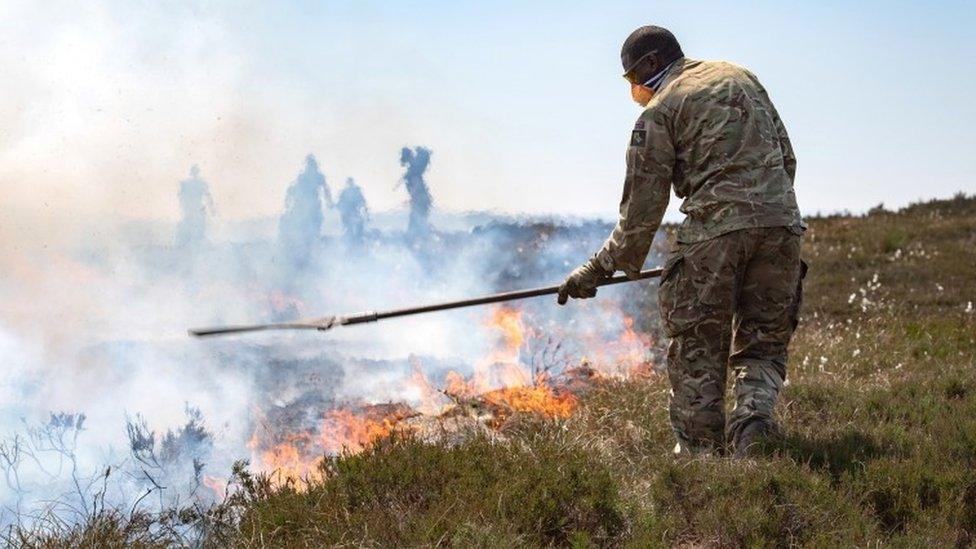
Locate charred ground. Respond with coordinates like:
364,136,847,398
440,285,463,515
10,194,976,547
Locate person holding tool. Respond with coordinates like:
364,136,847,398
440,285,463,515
191,24,805,460
557,25,806,458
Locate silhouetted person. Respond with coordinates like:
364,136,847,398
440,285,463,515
336,177,368,243
399,146,432,239
278,154,332,267
175,165,214,248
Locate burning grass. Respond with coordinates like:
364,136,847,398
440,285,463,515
241,302,653,490
480,385,577,419
249,402,418,485
8,194,976,547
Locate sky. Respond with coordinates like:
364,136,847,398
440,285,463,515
1,0,974,233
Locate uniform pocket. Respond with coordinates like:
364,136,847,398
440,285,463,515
657,252,685,336
660,252,684,286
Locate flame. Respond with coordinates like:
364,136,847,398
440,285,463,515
319,407,404,455
407,357,451,415
251,431,325,485
482,385,577,419
248,302,657,487
249,404,415,486
488,306,525,350
202,474,228,497
441,306,531,399
577,312,654,377
441,305,579,421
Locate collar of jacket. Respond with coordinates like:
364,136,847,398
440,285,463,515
650,56,690,95
642,59,676,91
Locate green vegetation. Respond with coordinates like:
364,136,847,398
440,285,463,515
225,433,624,547
10,195,976,547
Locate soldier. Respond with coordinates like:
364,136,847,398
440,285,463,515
175,165,214,248
337,177,369,242
557,26,807,457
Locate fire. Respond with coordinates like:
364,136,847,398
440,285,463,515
249,403,415,486
408,357,451,415
319,407,408,455
202,474,228,497
441,305,580,421
248,303,657,487
482,385,577,419
479,306,528,385
488,305,525,350
576,311,655,377
251,431,326,485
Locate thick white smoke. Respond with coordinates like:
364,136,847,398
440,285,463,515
0,147,661,528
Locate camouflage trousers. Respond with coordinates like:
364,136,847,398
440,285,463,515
658,226,806,454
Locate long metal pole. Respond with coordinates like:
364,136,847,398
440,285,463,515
189,268,662,337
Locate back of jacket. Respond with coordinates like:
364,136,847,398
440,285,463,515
660,58,802,243
594,57,803,277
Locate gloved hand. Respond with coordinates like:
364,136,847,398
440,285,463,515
557,257,612,305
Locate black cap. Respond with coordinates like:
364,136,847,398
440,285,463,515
621,26,683,77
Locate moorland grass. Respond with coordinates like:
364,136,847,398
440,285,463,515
9,195,976,547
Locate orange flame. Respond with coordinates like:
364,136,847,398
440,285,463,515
488,305,525,350
249,404,415,486
319,408,404,455
441,305,579,420
249,302,657,487
577,312,654,377
251,431,325,485
408,357,451,415
482,385,577,418
441,305,531,398
202,474,228,498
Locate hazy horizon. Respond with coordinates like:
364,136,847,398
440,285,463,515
2,1,974,237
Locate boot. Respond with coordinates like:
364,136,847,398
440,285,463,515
732,419,776,459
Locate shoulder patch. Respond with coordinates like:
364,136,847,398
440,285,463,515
630,129,647,147
633,119,646,130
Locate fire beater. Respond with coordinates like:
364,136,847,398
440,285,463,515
188,268,661,337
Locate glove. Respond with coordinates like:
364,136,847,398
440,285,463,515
557,257,613,305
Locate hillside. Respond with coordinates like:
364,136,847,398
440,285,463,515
13,194,976,547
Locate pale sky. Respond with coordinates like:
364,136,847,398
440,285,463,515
1,0,974,230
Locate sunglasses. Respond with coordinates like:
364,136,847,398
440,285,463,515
622,50,659,84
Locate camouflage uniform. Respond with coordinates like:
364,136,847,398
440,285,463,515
594,58,805,453
658,227,806,452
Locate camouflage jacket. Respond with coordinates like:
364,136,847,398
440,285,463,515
595,57,803,278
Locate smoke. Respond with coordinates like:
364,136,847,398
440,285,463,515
399,146,433,241
0,145,662,530
175,166,215,248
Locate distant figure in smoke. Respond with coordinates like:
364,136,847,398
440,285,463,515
175,165,214,248
336,177,368,242
278,154,332,265
398,146,433,239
